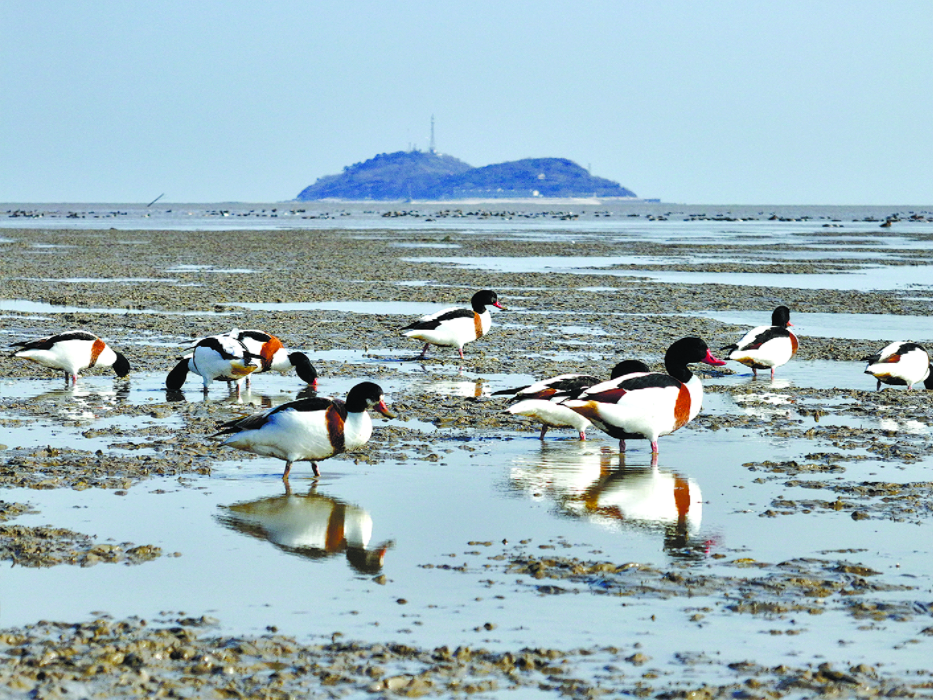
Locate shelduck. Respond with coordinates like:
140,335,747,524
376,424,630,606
166,333,261,394
495,360,651,440
562,337,725,454
10,331,130,383
215,381,394,481
400,289,503,359
862,341,933,390
722,305,798,379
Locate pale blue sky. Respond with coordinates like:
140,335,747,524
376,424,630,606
2,1,931,205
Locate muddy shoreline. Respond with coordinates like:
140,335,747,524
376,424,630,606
2,223,933,697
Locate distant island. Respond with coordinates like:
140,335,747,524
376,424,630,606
295,150,637,201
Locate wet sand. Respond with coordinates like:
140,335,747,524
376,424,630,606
2,220,933,697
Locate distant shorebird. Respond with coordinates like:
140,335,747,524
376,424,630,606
400,289,504,359
721,306,798,380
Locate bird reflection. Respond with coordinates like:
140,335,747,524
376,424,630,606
509,444,708,559
413,377,488,398
165,384,313,407
28,380,130,424
215,485,392,574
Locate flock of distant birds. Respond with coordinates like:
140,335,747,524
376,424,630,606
9,291,933,481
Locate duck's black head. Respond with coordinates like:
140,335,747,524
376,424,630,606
112,352,131,378
771,305,792,328
471,290,504,313
664,337,726,380
609,359,651,379
346,381,395,418
289,352,318,386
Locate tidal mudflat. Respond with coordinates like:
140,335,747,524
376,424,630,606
1,203,933,697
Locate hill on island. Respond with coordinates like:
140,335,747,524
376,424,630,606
296,151,637,201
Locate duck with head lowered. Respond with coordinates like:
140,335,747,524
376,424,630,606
215,381,395,481
721,305,798,380
165,332,262,394
495,360,651,440
11,331,131,384
862,341,933,391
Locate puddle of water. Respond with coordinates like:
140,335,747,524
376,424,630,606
404,255,678,272
3,414,931,675
390,242,462,249
166,265,256,274
14,277,182,284
406,256,933,292
711,358,866,391
614,266,933,291
233,300,444,315
0,299,234,316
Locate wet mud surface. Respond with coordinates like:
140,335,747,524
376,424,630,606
2,214,933,697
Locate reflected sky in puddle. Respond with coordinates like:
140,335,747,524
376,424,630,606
234,300,443,315
407,256,933,291
0,299,233,316
15,277,183,284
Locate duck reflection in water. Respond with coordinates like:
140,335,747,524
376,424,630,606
509,445,709,558
216,485,392,574
166,384,316,407
32,380,131,424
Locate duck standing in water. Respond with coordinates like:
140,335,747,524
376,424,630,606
215,381,394,481
722,305,798,379
862,341,933,390
11,331,131,383
165,333,261,394
562,338,725,454
400,289,504,359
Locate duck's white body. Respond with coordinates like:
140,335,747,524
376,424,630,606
565,373,696,449
403,308,490,349
11,331,130,383
222,402,373,465
727,326,797,373
507,398,594,439
862,341,931,390
217,382,393,480
185,329,317,386
227,330,317,385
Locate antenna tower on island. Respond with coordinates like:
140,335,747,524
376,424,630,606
429,115,436,154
